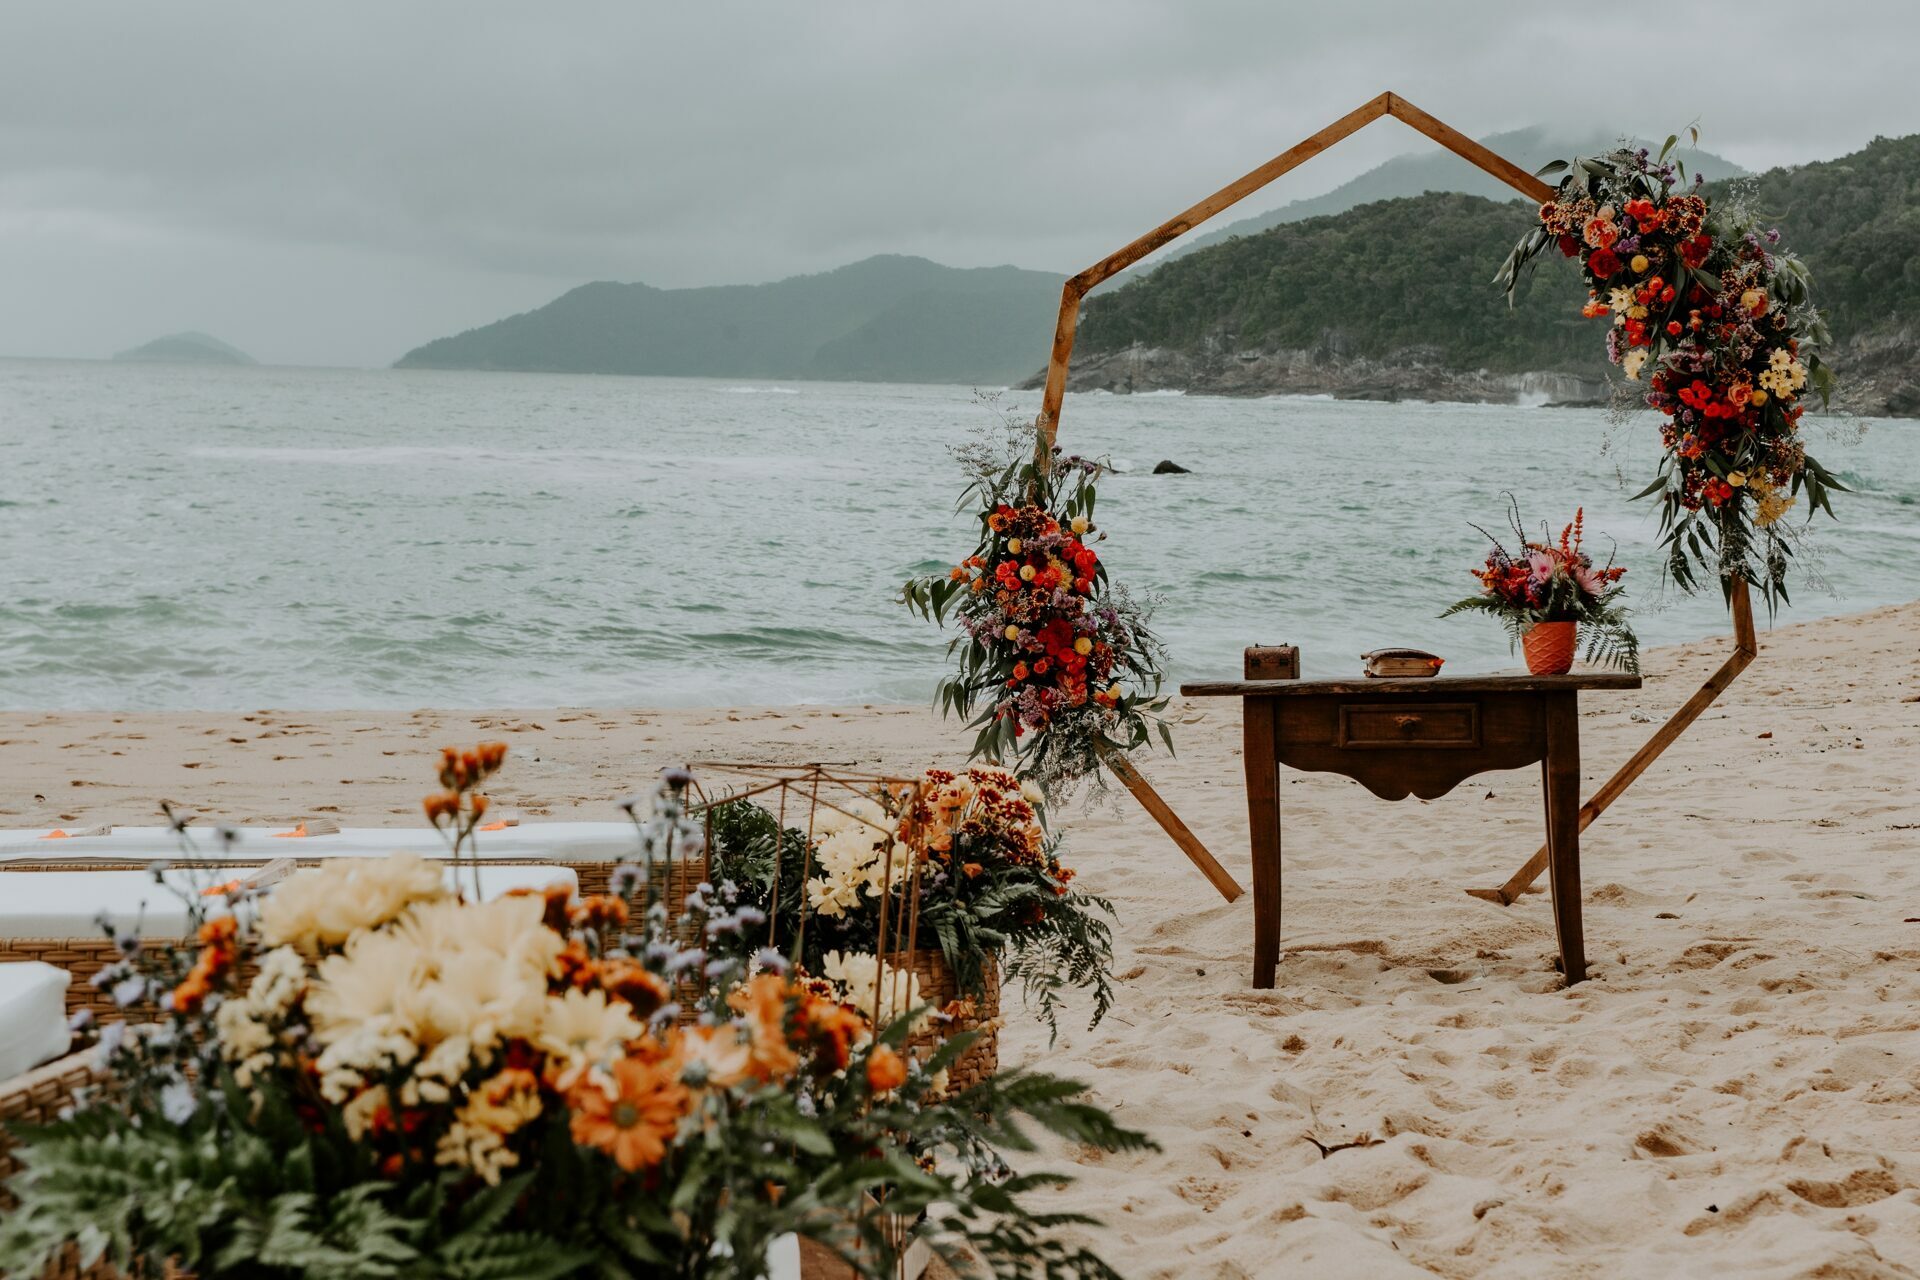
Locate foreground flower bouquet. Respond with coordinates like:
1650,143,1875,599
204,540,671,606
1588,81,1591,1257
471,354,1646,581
706,764,1116,1045
0,751,1151,1280
902,420,1172,800
1497,132,1844,609
1442,504,1639,675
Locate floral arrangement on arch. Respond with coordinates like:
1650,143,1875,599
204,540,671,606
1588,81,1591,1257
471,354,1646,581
0,750,1150,1280
705,763,1116,1040
1497,132,1845,609
1442,502,1639,675
902,418,1172,799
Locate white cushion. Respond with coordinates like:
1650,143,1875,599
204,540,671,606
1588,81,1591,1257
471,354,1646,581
0,962,72,1078
0,865,579,939
0,823,642,865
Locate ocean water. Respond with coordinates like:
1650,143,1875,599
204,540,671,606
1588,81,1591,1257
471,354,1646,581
1,358,1915,710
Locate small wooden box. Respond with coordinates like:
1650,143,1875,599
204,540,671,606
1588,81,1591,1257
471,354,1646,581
1243,645,1300,681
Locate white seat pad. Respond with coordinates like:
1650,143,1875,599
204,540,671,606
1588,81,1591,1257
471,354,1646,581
0,823,641,866
0,961,72,1078
0,864,579,939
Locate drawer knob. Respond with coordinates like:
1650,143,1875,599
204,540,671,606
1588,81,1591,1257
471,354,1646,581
1395,715,1423,733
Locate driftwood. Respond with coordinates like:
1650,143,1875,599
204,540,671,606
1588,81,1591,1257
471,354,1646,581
1032,92,1759,909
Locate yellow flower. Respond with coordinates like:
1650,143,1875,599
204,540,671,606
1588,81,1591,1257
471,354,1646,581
1627,305,1648,321
1073,636,1092,655
1727,471,1747,488
1006,538,1022,554
1622,349,1648,382
1629,254,1649,274
1003,624,1019,642
1750,389,1768,406
1019,565,1035,582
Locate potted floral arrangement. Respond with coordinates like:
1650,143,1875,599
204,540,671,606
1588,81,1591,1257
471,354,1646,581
705,765,1115,1068
0,750,1149,1280
1442,505,1639,676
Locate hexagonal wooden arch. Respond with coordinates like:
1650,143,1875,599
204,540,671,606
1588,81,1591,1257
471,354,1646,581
1037,92,1756,905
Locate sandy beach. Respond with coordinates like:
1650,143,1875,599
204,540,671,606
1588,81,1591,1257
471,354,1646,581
4,601,1918,1277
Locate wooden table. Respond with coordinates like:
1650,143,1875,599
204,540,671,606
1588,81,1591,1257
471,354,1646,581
1180,673,1641,989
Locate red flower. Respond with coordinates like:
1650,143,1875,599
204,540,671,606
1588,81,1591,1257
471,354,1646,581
1558,233,1580,258
1587,248,1620,279
1679,235,1712,269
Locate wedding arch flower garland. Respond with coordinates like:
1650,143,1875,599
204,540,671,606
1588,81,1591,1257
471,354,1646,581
902,422,1172,799
1497,134,1845,609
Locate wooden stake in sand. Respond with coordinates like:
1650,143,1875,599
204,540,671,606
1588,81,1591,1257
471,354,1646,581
1465,579,1757,903
1031,93,1759,907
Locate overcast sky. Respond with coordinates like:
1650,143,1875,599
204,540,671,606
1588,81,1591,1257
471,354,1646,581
4,1,1915,368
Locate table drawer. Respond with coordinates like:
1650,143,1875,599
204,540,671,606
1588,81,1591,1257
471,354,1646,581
1338,702,1479,749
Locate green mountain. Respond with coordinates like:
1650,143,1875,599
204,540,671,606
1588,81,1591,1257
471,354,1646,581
1145,127,1745,272
1059,134,1920,415
394,255,1064,385
112,331,256,365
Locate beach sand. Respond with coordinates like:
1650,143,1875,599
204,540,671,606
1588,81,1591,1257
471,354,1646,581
4,601,1918,1277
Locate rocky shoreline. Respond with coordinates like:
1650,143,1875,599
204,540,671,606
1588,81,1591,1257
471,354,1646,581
1028,335,1920,417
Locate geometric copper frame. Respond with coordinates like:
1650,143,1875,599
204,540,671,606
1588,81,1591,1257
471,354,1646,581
1032,92,1757,904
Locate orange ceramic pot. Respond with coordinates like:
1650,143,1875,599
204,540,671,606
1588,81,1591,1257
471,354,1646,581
1522,621,1577,675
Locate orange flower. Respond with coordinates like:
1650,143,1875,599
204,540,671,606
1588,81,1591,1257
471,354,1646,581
571,894,630,932
803,996,869,1072
866,1044,908,1094
569,1043,690,1172
600,959,670,1019
728,973,802,1083
961,862,984,879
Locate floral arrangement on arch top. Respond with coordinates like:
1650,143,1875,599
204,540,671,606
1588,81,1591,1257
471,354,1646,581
901,416,1173,800
1496,130,1845,610
0,749,1151,1280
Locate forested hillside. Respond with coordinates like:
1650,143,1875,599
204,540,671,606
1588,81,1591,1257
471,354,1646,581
1062,134,1920,414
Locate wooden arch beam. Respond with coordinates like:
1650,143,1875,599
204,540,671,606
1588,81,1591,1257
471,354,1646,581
1032,91,1757,908
1034,91,1555,452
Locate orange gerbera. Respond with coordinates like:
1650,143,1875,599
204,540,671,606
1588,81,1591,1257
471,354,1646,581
568,1039,691,1172
728,973,802,1083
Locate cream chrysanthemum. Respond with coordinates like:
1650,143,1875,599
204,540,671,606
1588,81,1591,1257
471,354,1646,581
821,950,929,1036
260,854,449,954
537,987,645,1080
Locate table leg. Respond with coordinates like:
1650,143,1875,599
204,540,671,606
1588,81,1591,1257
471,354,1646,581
1244,697,1282,989
1543,693,1586,985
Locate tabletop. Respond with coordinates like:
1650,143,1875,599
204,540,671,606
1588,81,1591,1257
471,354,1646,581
1180,673,1643,698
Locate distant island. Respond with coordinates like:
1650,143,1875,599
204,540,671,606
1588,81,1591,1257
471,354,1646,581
394,255,1063,386
113,332,256,366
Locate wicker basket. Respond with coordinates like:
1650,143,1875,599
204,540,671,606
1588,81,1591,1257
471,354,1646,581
902,950,1000,1093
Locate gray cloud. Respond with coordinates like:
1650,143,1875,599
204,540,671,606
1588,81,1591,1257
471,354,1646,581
3,0,1914,366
